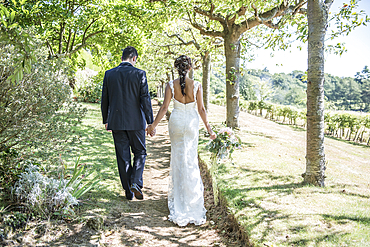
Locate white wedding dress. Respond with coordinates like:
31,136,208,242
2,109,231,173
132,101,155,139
167,80,207,226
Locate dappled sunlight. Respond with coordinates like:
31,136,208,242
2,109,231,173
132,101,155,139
33,101,232,246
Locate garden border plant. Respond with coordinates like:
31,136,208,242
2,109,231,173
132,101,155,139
0,26,87,199
11,158,100,220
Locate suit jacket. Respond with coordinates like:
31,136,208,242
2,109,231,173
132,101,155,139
101,62,153,130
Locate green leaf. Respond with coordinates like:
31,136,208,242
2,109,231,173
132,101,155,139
10,11,15,23
66,157,82,187
73,177,100,199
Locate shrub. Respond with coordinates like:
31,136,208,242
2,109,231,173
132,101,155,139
12,164,78,217
0,29,86,169
210,93,226,106
74,69,102,103
247,101,258,114
0,148,23,195
286,107,299,125
257,100,267,116
239,99,248,110
11,159,99,218
265,103,276,120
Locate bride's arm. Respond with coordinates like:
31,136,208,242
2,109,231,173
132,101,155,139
196,84,216,140
146,83,172,135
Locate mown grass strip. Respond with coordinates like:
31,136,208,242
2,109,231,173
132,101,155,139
199,103,370,247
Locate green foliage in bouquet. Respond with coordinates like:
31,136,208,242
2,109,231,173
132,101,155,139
206,126,242,206
207,126,242,162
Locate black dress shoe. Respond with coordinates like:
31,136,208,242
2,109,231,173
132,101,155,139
130,183,143,200
125,190,134,200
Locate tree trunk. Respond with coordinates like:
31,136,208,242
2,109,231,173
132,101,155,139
304,0,330,187
202,51,211,111
58,22,65,54
224,37,241,128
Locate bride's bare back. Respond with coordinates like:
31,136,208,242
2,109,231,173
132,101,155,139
172,78,196,104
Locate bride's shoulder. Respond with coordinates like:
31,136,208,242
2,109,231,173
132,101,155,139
194,80,202,89
165,81,172,91
169,79,180,86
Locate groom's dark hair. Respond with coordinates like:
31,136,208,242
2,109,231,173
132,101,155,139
122,46,138,60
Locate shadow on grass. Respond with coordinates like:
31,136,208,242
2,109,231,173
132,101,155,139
318,189,370,200
244,130,275,140
325,135,370,148
59,104,125,216
45,103,201,246
216,162,369,246
61,103,171,216
218,164,363,245
288,125,306,132
290,231,351,246
322,214,370,226
240,141,256,148
214,165,305,242
237,167,299,186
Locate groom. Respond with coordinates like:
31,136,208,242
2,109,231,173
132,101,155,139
101,46,154,200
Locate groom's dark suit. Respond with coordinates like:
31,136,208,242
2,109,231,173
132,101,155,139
101,62,153,198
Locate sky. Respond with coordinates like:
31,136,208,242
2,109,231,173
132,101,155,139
247,0,370,78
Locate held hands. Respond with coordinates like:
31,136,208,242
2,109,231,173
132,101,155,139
146,124,156,137
105,123,112,132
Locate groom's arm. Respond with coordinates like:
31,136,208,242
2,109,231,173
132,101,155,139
139,70,153,125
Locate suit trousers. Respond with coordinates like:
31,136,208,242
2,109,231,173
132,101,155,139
112,130,146,194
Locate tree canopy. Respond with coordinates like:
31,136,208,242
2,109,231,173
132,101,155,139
5,0,166,69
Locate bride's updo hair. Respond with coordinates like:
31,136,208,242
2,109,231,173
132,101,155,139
174,55,192,96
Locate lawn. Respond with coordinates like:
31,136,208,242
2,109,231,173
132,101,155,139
61,102,131,218
54,101,370,246
199,103,370,247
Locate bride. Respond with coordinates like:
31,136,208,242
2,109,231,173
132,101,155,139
146,55,216,226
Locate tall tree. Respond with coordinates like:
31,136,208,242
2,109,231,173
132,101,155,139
303,0,334,186
303,0,368,186
187,1,307,127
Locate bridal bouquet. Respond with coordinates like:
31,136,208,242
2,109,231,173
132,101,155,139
207,127,241,161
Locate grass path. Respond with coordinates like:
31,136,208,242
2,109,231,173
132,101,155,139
41,100,240,247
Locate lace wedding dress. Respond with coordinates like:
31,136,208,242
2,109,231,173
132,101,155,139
167,80,207,226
